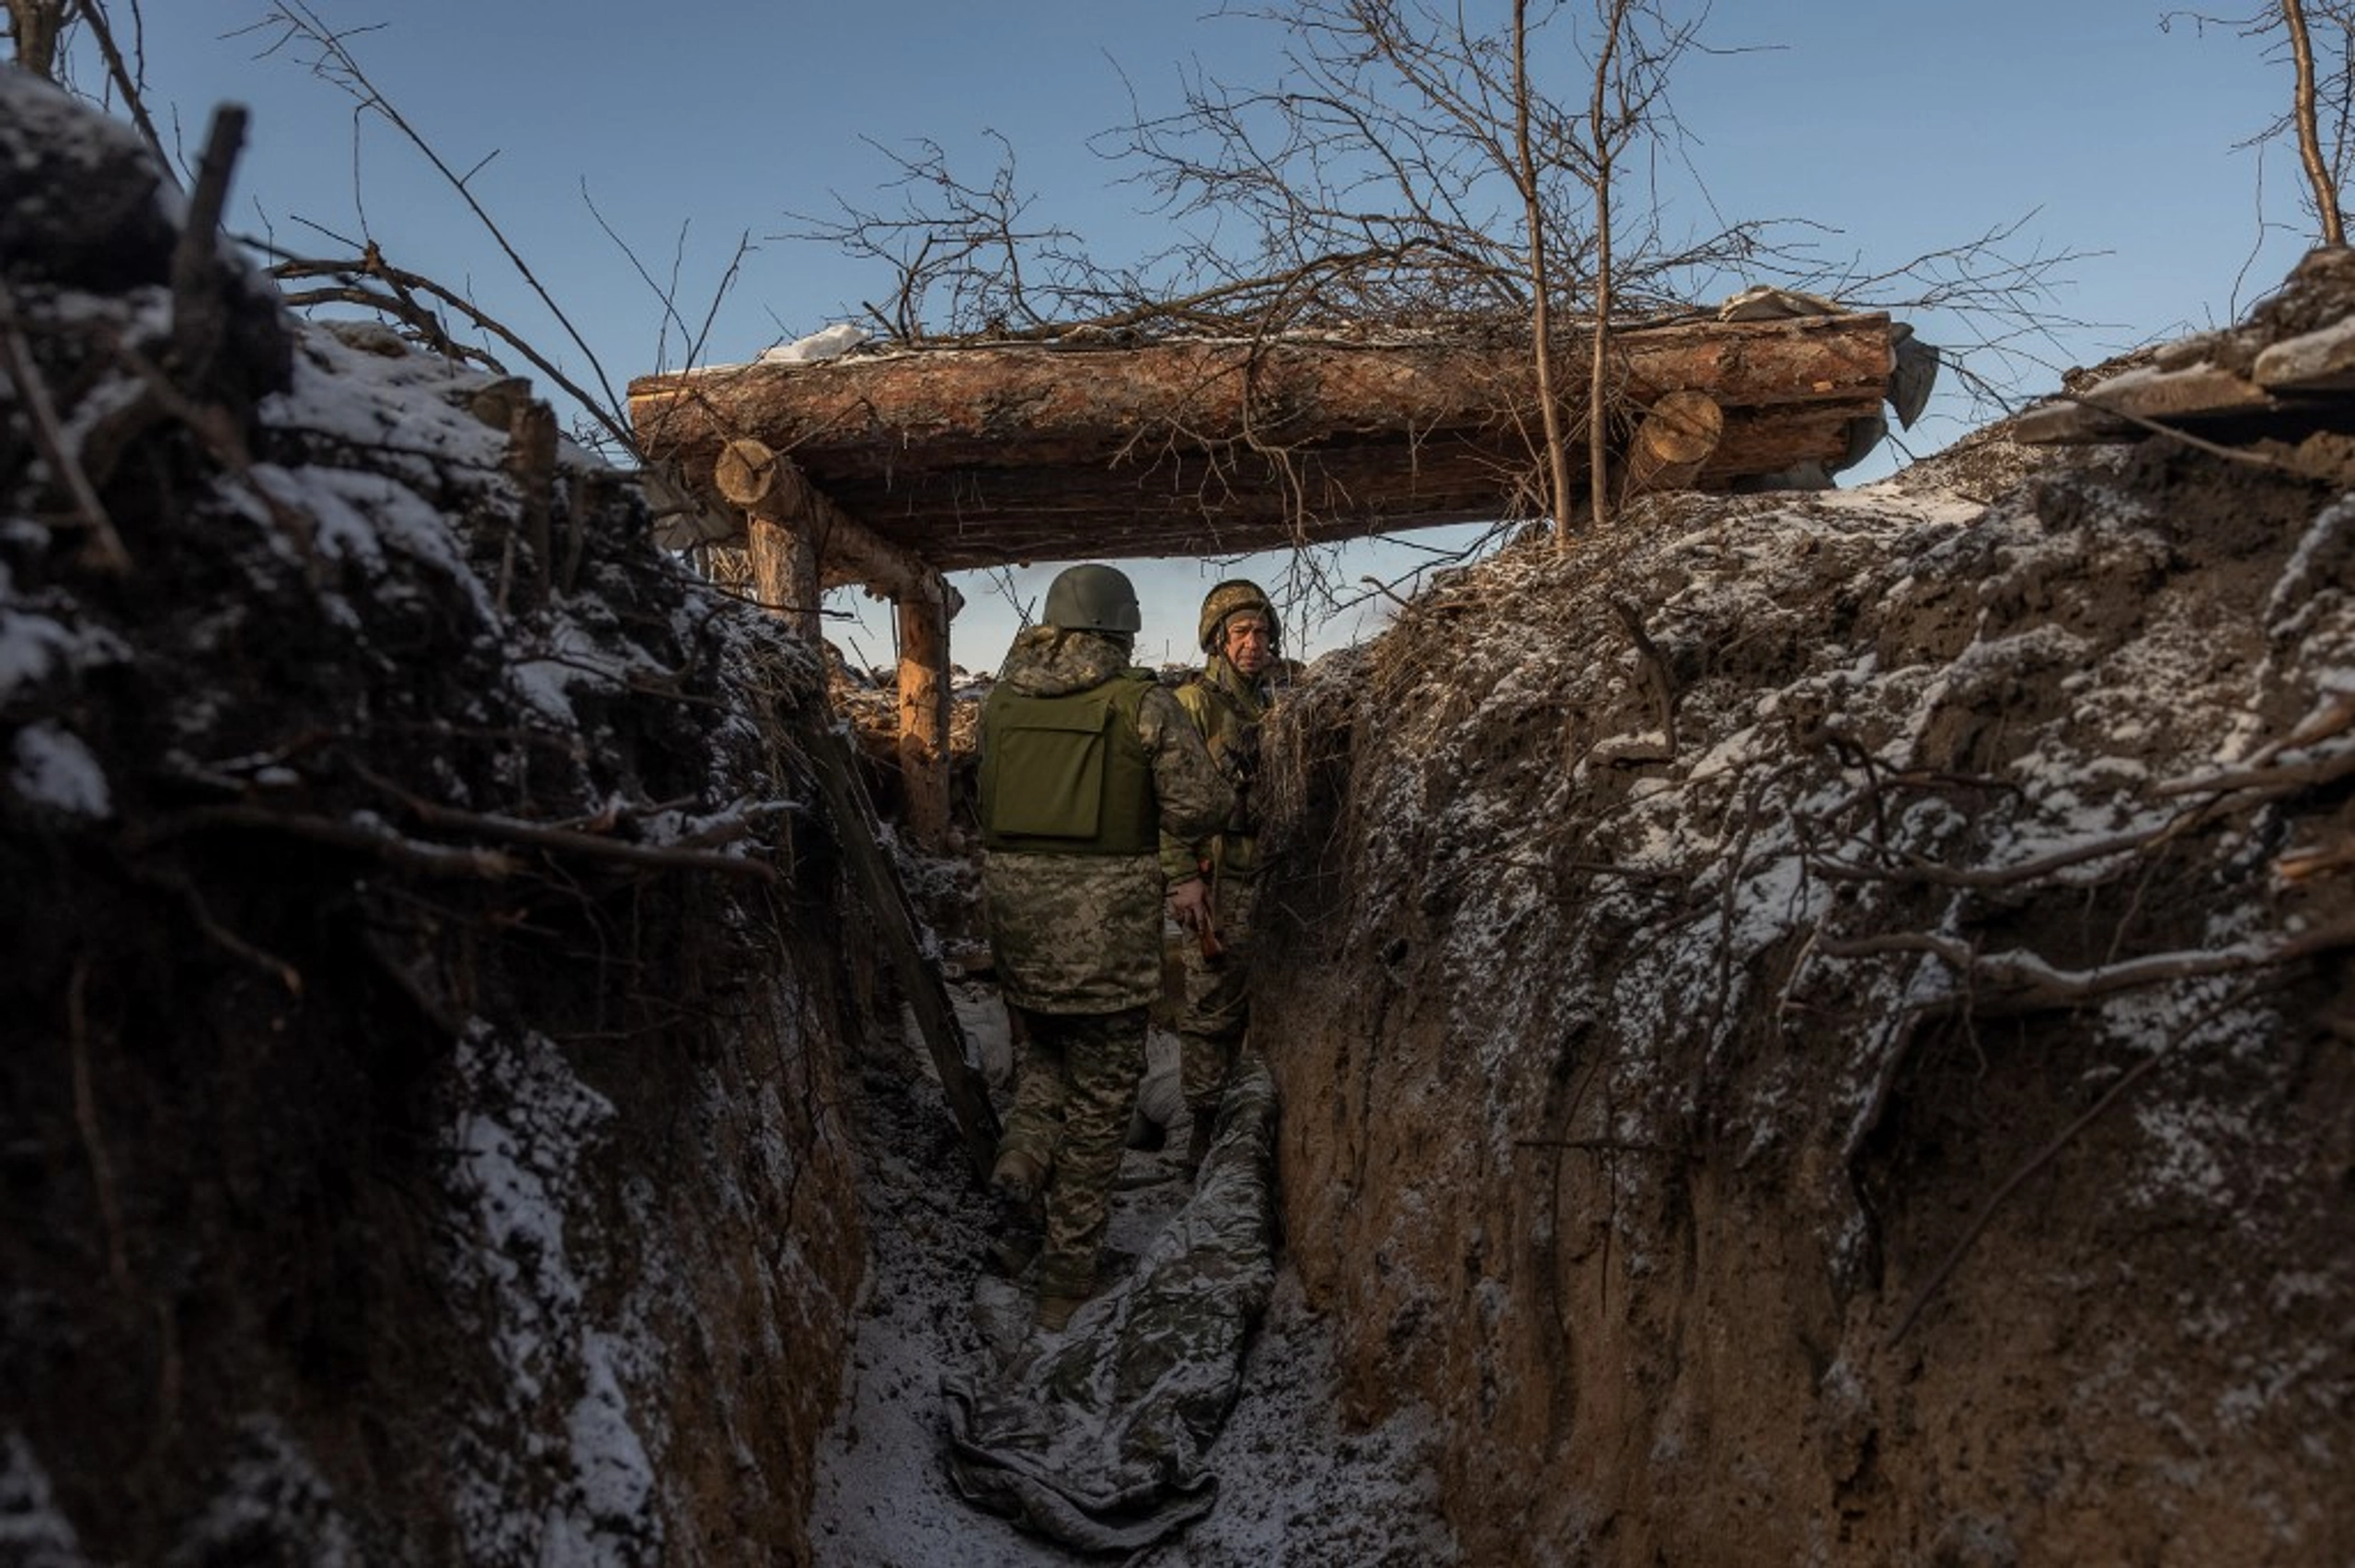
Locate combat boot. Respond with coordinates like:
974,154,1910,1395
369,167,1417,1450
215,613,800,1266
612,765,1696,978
991,1147,1046,1204
987,1148,1047,1276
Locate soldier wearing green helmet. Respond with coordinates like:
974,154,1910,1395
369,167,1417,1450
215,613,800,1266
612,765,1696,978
1160,578,1287,1174
977,562,1232,1333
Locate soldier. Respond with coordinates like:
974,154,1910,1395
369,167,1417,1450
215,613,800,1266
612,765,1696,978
979,563,1234,1333
1160,578,1285,1174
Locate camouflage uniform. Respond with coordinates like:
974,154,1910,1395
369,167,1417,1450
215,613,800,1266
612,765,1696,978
982,624,1231,1303
1160,651,1276,1123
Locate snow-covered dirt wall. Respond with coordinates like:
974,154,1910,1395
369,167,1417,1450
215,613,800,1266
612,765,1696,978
1254,434,2355,1565
2,73,868,1566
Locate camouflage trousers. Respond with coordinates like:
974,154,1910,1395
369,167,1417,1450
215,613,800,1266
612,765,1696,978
1177,874,1258,1116
998,1004,1148,1299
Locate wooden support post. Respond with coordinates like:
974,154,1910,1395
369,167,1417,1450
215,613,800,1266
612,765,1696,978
712,436,963,852
744,512,821,640
718,438,821,637
896,588,951,850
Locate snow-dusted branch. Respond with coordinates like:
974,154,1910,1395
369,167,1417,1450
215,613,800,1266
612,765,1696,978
1822,914,2355,1014
350,761,787,884
122,804,523,880
0,280,130,571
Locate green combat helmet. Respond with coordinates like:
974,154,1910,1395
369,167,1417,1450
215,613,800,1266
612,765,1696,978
1043,563,1143,635
1197,578,1279,654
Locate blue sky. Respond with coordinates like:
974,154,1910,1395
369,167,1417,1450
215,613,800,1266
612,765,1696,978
89,2,2319,663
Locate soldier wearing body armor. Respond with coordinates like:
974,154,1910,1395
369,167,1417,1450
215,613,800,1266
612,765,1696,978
1161,578,1285,1174
979,564,1233,1333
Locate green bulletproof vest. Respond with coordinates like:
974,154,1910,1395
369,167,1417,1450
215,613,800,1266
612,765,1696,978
980,670,1159,854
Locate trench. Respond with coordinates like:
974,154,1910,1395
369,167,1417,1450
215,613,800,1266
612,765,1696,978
801,965,1461,1566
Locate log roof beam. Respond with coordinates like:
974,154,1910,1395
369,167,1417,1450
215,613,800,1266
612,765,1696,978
627,314,1898,569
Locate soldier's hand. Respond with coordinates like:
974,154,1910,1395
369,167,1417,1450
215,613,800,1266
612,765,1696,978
1167,876,1212,934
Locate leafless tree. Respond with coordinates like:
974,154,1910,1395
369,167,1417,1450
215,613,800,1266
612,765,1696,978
6,0,65,77
2282,0,2349,242
2169,3,2355,246
10,0,171,174
798,1,2080,574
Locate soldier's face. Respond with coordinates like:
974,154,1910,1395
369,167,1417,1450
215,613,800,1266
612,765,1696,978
1222,615,1272,677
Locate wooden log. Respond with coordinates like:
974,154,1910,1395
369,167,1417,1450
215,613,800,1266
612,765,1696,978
1622,389,1724,498
896,591,951,851
712,437,965,614
713,435,781,509
629,315,1896,562
635,317,1889,470
745,512,820,639
719,436,821,636
656,400,1880,569
722,435,960,849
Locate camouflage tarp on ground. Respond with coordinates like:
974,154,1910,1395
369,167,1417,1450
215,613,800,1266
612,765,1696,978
941,1055,1278,1553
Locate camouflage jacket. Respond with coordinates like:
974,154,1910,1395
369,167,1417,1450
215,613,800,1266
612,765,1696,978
1159,655,1275,885
982,626,1233,1013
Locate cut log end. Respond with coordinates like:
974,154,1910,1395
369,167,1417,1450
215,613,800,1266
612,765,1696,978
715,437,780,508
1626,389,1726,494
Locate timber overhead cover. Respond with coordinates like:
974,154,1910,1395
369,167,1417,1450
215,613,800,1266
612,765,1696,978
626,313,1899,569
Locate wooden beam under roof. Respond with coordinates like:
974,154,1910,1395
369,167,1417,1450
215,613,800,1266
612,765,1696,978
627,313,1897,567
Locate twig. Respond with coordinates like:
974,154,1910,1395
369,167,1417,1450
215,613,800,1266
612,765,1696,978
121,804,522,879
67,956,133,1294
1814,742,2355,892
1607,596,1677,762
1822,915,2355,1013
350,761,783,884
169,104,247,383
2153,742,2355,799
140,864,303,995
0,280,132,571
259,3,635,448
72,0,175,183
268,247,635,453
